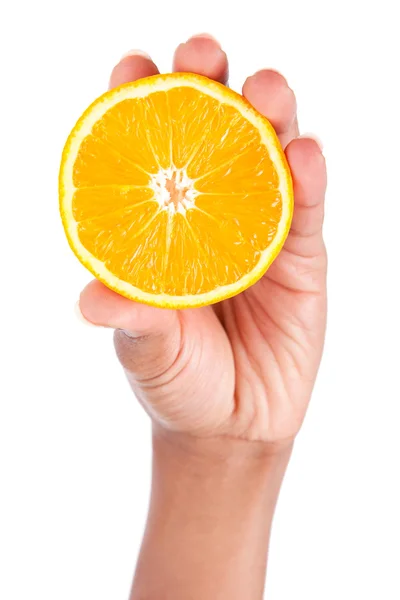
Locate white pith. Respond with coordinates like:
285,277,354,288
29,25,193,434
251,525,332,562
150,167,198,214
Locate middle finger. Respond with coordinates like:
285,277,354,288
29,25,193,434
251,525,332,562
173,34,229,84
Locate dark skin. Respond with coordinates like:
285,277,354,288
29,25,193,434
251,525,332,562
78,34,327,599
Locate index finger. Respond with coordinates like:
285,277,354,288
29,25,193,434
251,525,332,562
109,50,159,89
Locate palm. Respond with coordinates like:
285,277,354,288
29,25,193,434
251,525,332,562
212,239,327,441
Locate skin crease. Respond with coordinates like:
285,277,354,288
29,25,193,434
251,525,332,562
77,34,327,599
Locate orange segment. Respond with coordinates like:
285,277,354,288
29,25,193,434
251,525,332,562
187,209,258,286
187,103,264,180
72,132,152,187
167,87,220,169
76,201,160,264
195,192,282,252
59,73,293,308
163,213,217,295
195,145,279,193
139,92,172,170
72,186,154,221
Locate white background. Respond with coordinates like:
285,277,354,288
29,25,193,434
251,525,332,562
1,1,399,598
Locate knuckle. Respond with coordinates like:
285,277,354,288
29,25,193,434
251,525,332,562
113,328,181,383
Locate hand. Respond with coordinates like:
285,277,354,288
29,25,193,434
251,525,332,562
79,34,327,447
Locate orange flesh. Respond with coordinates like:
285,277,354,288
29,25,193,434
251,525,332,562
72,87,282,295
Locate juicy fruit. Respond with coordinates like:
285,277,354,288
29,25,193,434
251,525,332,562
59,73,293,308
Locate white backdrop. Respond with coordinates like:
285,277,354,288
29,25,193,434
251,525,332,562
1,1,399,598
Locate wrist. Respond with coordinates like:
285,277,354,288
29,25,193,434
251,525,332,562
152,424,294,470
151,425,293,519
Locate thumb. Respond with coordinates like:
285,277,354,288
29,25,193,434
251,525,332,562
78,280,181,383
77,280,235,435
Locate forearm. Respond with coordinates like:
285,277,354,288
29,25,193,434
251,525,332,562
131,428,292,600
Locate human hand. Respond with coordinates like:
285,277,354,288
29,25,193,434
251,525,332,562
79,34,327,447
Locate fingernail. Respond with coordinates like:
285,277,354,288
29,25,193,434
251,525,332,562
189,33,221,47
74,301,98,327
249,69,290,88
298,133,324,152
120,329,137,339
266,68,286,79
119,328,148,340
120,49,152,61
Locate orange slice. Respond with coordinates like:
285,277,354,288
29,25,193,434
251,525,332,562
59,73,293,308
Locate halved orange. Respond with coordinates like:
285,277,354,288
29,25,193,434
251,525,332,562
59,73,293,308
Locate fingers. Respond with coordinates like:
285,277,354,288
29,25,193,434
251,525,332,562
173,33,229,84
79,280,181,382
242,70,298,148
263,137,326,293
110,34,229,90
242,71,325,261
109,50,159,89
284,136,327,258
